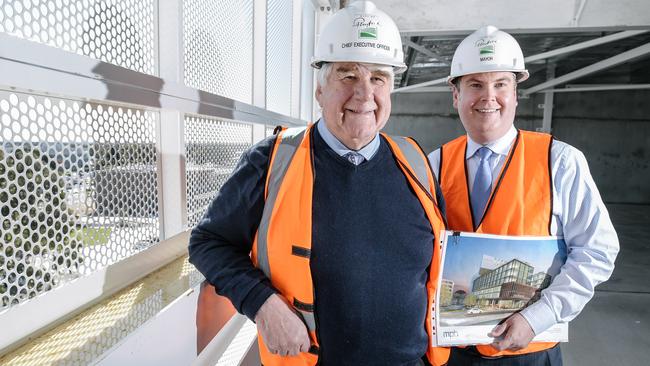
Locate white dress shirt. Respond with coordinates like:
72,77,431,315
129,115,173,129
317,118,380,161
428,126,619,335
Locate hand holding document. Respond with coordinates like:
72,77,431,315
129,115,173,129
433,231,569,347
488,313,535,351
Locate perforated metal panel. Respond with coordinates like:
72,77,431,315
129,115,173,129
0,256,199,366
65,289,164,365
0,0,156,75
265,125,276,137
188,265,205,289
216,318,258,366
0,91,160,310
266,0,294,116
183,0,254,104
184,115,253,228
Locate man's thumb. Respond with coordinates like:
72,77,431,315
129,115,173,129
489,323,507,337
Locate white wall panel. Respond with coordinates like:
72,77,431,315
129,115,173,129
183,0,254,104
266,0,294,116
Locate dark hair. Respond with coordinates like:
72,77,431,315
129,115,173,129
452,72,518,90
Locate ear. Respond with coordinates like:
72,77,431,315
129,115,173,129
512,74,519,106
315,84,323,106
451,84,460,110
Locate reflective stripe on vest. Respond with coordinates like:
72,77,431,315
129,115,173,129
256,126,306,282
252,124,450,366
385,135,436,201
439,130,555,357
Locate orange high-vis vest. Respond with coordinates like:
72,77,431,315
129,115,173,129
251,124,450,366
439,130,555,357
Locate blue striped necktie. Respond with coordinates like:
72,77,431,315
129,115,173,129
344,152,365,165
471,147,493,225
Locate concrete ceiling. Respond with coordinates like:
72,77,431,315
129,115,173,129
352,0,650,93
372,0,650,35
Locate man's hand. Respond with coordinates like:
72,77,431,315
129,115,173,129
254,294,311,356
488,313,535,351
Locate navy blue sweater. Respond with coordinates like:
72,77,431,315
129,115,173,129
189,126,445,365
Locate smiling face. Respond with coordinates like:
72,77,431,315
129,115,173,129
452,72,518,144
315,62,392,150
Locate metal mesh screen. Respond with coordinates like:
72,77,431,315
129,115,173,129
0,0,156,75
266,0,293,116
184,115,253,228
0,91,160,311
265,125,276,137
188,265,205,289
182,0,254,104
216,318,258,366
0,257,200,365
65,289,163,365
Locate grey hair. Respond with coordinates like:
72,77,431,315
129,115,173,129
316,63,395,91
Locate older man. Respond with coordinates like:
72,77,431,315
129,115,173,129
428,26,619,365
189,2,449,365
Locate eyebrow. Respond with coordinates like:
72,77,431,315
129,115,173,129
371,70,390,79
333,66,390,81
494,77,514,83
464,77,513,84
334,65,357,74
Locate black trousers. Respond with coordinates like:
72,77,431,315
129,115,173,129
447,344,563,366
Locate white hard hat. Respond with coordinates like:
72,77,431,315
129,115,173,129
448,25,529,84
311,1,407,74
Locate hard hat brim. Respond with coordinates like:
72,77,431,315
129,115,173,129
311,58,408,74
447,69,530,85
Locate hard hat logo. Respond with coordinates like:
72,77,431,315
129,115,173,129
476,38,497,62
353,15,379,40
479,45,495,55
358,27,378,40
475,38,497,56
353,15,379,28
475,38,497,49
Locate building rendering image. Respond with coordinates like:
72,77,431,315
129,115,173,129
471,257,552,310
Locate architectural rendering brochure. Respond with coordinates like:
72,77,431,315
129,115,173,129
433,231,569,347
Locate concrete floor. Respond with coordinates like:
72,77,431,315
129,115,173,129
561,204,650,366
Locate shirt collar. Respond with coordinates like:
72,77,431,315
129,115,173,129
316,118,380,161
466,126,518,159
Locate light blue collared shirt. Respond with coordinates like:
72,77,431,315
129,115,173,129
316,119,380,162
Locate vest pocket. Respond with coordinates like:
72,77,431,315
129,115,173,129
291,245,311,258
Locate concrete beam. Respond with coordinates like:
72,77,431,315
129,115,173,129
522,42,650,95
551,84,650,92
395,86,452,93
400,37,426,88
371,0,650,35
392,76,448,93
526,30,649,63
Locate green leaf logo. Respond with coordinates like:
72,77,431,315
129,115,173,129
359,27,377,39
480,44,495,55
